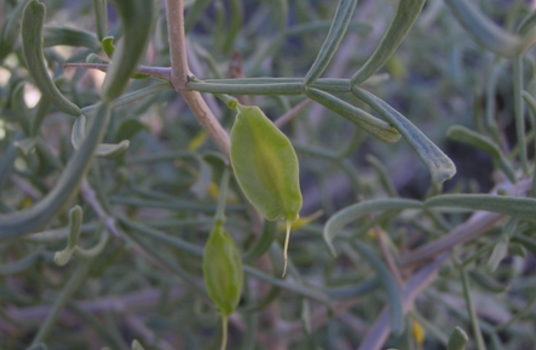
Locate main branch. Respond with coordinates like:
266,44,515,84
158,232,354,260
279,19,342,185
165,0,230,159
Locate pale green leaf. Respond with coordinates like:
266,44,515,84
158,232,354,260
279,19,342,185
351,0,426,85
305,87,401,143
425,195,536,222
22,1,81,116
304,0,358,85
443,0,526,57
324,198,422,256
352,87,456,184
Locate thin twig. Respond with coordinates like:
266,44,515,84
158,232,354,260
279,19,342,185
283,298,367,340
274,99,313,128
3,288,185,329
357,253,450,350
80,178,120,238
400,178,531,268
375,226,404,288
10,175,42,200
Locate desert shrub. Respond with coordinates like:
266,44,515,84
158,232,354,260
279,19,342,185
1,0,536,349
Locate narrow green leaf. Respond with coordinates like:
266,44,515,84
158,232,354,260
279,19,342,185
447,126,502,163
242,220,278,264
0,139,18,194
513,56,528,174
518,10,536,37
323,278,381,300
73,229,110,260
443,0,526,58
469,270,509,293
223,0,243,54
351,0,426,85
459,268,486,350
273,0,288,32
101,0,153,101
82,81,172,115
93,0,108,40
43,26,100,48
243,265,331,304
117,216,203,256
366,154,399,197
447,327,468,350
204,77,302,85
447,125,516,183
71,114,130,158
241,285,281,313
353,242,404,335
114,119,147,143
425,194,536,222
511,234,536,257
486,219,517,273
508,243,527,258
0,0,31,62
30,95,51,137
323,198,422,256
32,262,93,345
21,0,81,116
54,206,83,266
11,82,31,134
0,103,111,240
0,246,43,275
352,87,456,183
304,0,358,85
486,240,508,273
285,20,371,37
184,0,212,33
93,141,130,158
305,88,401,143
187,80,303,95
523,90,536,115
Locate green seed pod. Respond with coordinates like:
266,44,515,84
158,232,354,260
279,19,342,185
230,104,302,221
229,104,303,275
203,223,244,317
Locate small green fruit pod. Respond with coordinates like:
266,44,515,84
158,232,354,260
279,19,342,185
229,104,303,276
203,223,244,316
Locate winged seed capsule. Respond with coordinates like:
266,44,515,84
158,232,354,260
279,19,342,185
230,104,302,276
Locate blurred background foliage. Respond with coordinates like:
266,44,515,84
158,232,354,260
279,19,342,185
1,0,536,349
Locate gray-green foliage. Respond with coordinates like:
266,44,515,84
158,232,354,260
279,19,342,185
1,0,536,349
